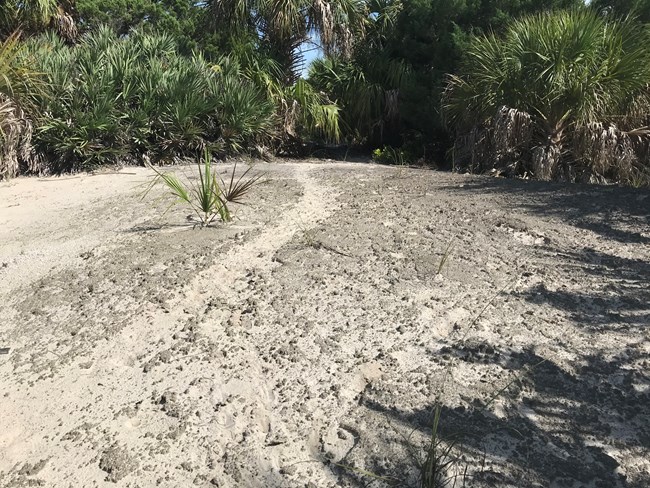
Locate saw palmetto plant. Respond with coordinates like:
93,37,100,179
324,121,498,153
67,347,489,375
24,27,278,173
0,0,76,41
443,9,650,183
283,78,341,144
144,150,262,227
0,32,45,179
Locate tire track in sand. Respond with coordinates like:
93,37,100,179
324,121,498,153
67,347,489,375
0,162,340,486
181,162,336,311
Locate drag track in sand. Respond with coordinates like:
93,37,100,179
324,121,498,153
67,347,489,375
1,160,648,487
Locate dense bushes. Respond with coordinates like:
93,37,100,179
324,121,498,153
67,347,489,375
308,1,650,186
0,22,342,177
443,9,650,185
309,0,583,156
1,1,650,186
22,28,276,173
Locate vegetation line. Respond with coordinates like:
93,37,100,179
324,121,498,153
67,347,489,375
0,1,647,185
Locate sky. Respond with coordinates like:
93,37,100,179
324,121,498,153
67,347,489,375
301,48,321,77
298,34,323,78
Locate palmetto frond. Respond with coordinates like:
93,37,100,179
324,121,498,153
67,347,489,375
443,9,650,182
208,0,366,79
444,9,650,132
285,78,340,142
1,0,77,41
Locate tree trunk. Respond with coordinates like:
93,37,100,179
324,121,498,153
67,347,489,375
532,127,563,181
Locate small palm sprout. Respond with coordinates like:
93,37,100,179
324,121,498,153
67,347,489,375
144,150,261,227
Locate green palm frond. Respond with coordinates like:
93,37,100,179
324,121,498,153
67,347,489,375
309,53,410,143
144,150,260,227
443,9,650,183
221,161,264,204
443,9,650,132
208,0,367,80
287,78,341,142
0,32,45,108
1,0,76,40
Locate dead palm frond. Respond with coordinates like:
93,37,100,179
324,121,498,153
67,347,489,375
0,96,35,178
0,33,44,178
443,9,650,182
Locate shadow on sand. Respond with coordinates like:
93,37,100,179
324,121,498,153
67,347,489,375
335,177,649,487
336,345,648,487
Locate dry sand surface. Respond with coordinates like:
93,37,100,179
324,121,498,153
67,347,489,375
0,160,649,487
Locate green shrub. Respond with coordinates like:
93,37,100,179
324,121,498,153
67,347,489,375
444,9,650,184
372,145,411,165
24,27,277,173
144,150,261,227
211,57,278,153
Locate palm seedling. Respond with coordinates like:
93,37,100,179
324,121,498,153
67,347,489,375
144,150,262,227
